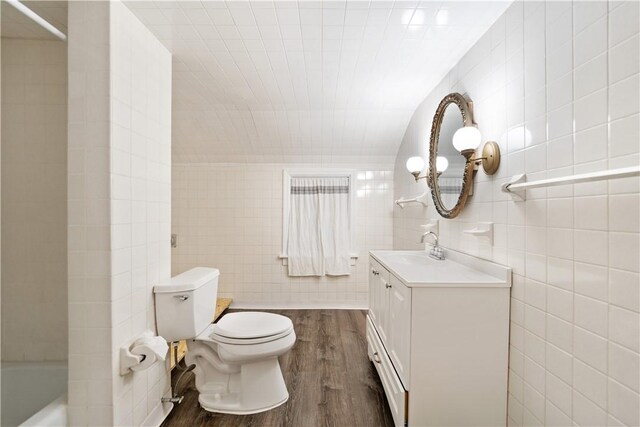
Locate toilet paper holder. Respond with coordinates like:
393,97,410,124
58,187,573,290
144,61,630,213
119,330,169,376
120,347,145,376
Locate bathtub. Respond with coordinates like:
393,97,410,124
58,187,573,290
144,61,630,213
1,362,68,427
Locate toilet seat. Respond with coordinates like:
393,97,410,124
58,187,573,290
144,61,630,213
196,312,295,345
211,327,294,345
214,312,293,339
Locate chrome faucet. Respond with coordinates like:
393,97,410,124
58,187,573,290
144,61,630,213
420,231,445,261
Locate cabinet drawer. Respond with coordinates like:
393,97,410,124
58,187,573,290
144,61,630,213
367,315,407,427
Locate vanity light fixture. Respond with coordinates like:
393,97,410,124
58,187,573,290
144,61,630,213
452,126,482,155
406,156,424,182
406,156,449,182
452,126,500,175
406,156,426,181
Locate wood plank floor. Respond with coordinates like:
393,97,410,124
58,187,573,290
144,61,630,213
162,309,394,427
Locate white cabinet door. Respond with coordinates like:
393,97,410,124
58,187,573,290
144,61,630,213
376,272,390,344
369,257,390,345
369,262,379,324
388,273,412,388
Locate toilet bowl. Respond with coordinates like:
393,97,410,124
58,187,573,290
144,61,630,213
154,268,296,415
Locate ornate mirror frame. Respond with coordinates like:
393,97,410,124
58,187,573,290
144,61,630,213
427,92,476,219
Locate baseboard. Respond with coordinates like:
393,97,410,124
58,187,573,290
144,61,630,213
141,393,173,427
229,301,369,310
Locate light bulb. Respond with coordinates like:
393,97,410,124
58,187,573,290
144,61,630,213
405,156,425,174
436,156,449,173
452,126,482,153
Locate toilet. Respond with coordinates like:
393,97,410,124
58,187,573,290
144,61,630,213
154,267,296,415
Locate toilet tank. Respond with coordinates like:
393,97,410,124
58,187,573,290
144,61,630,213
153,267,219,342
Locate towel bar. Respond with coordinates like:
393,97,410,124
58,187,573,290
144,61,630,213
502,166,640,201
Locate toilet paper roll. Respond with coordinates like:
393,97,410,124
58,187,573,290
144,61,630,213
130,334,169,372
135,334,169,360
130,346,156,372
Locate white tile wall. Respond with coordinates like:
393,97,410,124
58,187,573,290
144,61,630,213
393,1,640,425
1,38,67,362
172,163,393,308
68,3,113,423
67,2,171,426
109,3,172,426
1,31,3,425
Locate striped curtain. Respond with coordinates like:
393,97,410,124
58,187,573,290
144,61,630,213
438,177,463,208
287,176,351,277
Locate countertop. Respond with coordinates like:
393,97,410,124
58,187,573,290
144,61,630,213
369,249,511,288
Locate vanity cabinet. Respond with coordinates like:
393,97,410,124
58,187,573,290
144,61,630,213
367,251,511,427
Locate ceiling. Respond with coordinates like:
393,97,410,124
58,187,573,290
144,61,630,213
2,0,511,164
1,1,67,40
126,0,510,164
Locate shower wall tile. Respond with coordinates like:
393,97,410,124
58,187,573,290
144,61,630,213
109,3,172,425
68,2,113,424
1,39,68,363
172,163,393,308
392,1,640,425
67,2,171,426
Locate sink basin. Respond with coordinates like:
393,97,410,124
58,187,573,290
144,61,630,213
369,250,511,288
381,252,435,265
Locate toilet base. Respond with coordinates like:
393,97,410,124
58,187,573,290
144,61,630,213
197,358,289,415
199,392,289,415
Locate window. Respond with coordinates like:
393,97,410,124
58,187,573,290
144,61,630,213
281,170,357,276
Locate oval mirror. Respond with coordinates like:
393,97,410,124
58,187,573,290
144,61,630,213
427,93,475,219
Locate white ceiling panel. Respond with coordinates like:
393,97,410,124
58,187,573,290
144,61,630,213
125,0,511,164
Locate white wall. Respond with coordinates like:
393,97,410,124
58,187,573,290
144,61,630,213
393,1,639,426
67,2,171,425
67,4,112,423
172,163,393,308
1,22,3,424
109,2,172,425
1,38,67,362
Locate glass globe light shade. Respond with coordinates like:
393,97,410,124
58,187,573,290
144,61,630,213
405,156,425,173
452,126,482,152
436,156,449,173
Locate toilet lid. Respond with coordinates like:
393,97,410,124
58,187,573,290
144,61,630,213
213,312,293,339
